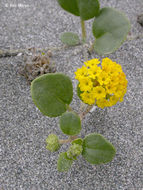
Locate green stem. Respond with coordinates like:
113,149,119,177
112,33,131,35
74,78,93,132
79,104,93,120
80,19,86,43
59,136,77,144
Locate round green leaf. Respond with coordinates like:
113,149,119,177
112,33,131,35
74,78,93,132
57,152,73,172
57,0,100,20
92,7,130,55
57,0,79,17
82,133,116,164
61,32,80,46
60,111,81,135
31,73,73,117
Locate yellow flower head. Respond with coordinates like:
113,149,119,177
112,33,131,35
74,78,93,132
98,71,110,85
84,58,100,68
80,91,95,105
88,65,102,79
92,86,106,100
75,58,128,108
79,77,93,92
74,66,88,80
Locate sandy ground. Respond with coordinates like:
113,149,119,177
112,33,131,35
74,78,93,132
0,0,143,189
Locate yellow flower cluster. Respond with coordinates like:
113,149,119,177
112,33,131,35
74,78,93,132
75,58,127,108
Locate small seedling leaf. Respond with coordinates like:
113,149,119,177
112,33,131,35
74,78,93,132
82,133,116,164
60,112,81,135
31,73,73,117
92,7,130,54
57,152,73,172
61,32,80,46
72,138,83,145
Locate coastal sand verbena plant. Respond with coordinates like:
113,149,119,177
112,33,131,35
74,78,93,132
31,58,127,172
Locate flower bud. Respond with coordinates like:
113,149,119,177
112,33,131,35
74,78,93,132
46,134,60,152
67,143,83,159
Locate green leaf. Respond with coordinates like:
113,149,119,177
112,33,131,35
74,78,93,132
92,7,130,55
72,138,83,145
57,0,100,20
57,0,79,17
60,112,81,135
57,152,73,172
82,133,116,164
61,32,80,46
46,134,60,152
31,73,73,117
